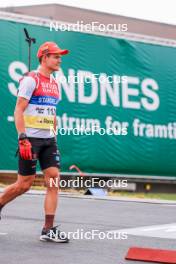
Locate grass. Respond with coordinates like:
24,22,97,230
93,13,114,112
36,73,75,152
109,191,176,201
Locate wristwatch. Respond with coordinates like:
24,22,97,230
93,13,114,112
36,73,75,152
18,133,28,140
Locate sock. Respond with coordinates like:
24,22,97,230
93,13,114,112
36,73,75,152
43,215,55,231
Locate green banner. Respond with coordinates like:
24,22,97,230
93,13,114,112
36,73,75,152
0,18,176,176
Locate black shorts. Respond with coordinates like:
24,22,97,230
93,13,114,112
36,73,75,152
18,137,60,176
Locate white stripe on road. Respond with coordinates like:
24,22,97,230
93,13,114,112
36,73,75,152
0,233,8,235
108,223,176,239
142,225,176,231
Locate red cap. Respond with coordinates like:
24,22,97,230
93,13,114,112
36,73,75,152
37,41,69,58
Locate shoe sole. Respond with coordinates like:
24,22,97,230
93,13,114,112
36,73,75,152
40,235,69,243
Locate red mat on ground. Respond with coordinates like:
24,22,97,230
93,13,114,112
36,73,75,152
125,247,176,263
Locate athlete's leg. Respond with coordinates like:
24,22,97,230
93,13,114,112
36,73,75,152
39,148,69,242
42,167,60,229
40,167,69,243
0,174,35,206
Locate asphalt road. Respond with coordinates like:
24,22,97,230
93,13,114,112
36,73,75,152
0,193,175,264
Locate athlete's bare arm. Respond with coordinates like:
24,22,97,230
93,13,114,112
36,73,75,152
14,97,29,134
54,114,57,131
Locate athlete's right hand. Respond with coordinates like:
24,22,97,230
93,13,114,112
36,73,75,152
18,133,32,160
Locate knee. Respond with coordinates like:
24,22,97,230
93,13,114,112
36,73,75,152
45,173,60,189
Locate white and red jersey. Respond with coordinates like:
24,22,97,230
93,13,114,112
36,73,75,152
18,71,60,138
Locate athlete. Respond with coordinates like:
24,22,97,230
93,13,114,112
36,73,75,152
0,41,69,243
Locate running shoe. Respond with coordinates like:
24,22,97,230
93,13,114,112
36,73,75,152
40,225,69,243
